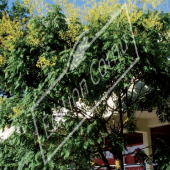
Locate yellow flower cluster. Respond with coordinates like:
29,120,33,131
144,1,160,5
57,0,82,42
12,107,21,115
143,12,163,30
0,13,24,51
0,53,6,67
22,0,50,16
10,105,24,118
82,0,119,24
57,0,166,37
130,10,144,23
57,0,120,42
26,20,43,46
140,0,165,9
0,96,5,105
22,0,34,15
59,23,81,43
36,56,57,68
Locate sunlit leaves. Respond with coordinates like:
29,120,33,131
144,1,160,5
0,0,169,170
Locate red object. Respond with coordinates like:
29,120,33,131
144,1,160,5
94,158,104,165
108,158,115,165
125,155,135,164
126,167,144,170
94,157,115,165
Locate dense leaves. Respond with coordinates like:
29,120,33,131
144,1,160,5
0,0,170,170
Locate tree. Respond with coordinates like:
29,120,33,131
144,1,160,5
0,0,30,98
152,138,170,170
0,0,8,19
0,0,170,170
10,0,30,20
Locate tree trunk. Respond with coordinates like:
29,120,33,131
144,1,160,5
115,94,124,170
98,144,112,170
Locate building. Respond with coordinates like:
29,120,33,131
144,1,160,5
1,104,169,169
94,110,170,170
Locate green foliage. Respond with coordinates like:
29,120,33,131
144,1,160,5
0,0,8,19
134,148,152,166
152,139,170,170
10,0,30,20
0,1,170,170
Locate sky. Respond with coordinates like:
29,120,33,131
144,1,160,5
7,0,170,13
8,0,100,8
7,0,81,8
